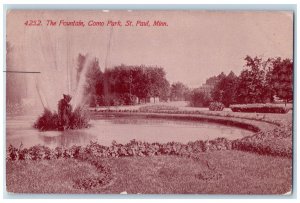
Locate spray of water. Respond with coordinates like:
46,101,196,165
34,76,49,110
33,55,94,131
71,54,91,109
32,54,94,112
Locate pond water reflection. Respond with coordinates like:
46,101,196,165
6,115,253,148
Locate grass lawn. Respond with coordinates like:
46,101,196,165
6,150,292,194
7,101,293,195
92,102,293,127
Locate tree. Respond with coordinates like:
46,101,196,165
159,79,171,102
189,88,212,107
131,66,148,103
212,71,238,107
205,75,217,86
270,57,293,105
109,65,137,105
263,58,275,103
99,65,170,105
85,57,104,107
236,56,268,104
170,82,190,101
146,67,169,103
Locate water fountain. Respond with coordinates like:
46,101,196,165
9,24,100,131
33,54,93,131
33,93,90,131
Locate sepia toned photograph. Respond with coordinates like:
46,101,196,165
5,9,293,194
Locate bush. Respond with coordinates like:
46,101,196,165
33,109,60,131
34,107,90,131
70,106,90,129
209,102,225,111
189,90,212,107
230,104,290,113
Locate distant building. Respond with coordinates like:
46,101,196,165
198,84,214,94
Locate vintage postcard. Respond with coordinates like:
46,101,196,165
5,9,293,194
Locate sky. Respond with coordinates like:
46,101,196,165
7,10,293,90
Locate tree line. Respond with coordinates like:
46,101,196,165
79,54,293,107
189,56,293,107
79,54,170,106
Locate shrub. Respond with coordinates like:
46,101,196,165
70,106,90,129
33,109,60,131
209,102,225,111
7,144,19,161
189,90,212,107
230,104,290,113
34,107,90,131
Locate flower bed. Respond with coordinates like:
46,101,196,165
7,138,233,161
230,104,290,114
232,123,292,158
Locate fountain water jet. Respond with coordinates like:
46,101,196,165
71,55,91,109
34,56,97,131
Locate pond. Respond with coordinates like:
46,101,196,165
6,115,253,148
